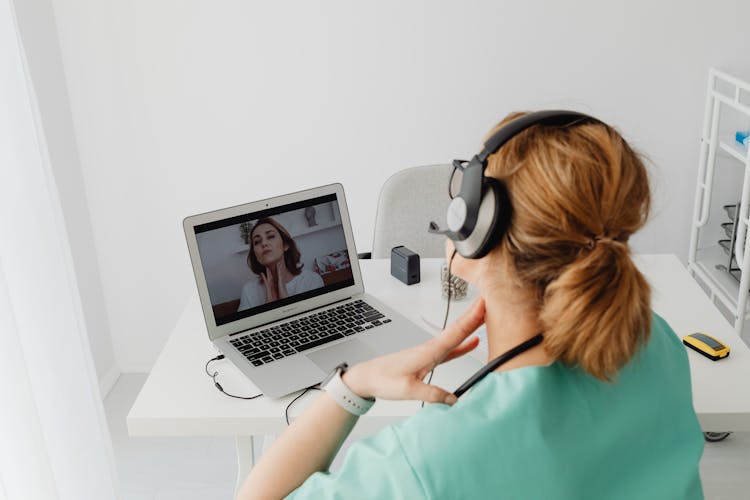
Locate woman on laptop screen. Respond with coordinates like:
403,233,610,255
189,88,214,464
238,217,324,311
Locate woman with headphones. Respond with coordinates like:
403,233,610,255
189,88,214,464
237,111,704,499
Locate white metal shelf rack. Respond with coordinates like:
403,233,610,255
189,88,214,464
688,68,750,339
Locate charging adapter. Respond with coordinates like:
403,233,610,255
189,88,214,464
391,246,420,285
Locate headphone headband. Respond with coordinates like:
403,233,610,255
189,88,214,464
478,110,599,163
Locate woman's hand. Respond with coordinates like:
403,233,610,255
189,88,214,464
260,267,279,303
276,262,289,299
342,298,485,405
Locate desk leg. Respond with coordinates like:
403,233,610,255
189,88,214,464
235,435,255,495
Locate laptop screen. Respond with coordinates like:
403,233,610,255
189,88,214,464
193,193,355,326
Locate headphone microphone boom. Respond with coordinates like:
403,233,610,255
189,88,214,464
427,221,455,239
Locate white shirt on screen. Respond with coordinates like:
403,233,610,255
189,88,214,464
238,270,325,311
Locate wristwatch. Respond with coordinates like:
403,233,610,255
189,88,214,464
321,362,375,416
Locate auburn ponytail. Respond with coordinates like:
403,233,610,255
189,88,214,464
539,241,651,380
485,112,652,381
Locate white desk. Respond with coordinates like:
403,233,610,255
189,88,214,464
128,255,750,489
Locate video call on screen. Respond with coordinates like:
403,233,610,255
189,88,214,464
194,194,355,326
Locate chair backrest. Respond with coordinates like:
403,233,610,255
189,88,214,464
371,164,453,259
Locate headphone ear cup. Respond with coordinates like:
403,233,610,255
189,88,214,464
465,178,512,259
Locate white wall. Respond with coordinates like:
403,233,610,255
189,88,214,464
46,0,750,371
12,0,117,394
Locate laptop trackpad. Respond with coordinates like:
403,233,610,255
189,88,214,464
306,339,376,374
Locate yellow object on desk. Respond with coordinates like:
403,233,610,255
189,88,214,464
682,332,730,361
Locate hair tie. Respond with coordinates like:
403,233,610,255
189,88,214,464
585,235,626,251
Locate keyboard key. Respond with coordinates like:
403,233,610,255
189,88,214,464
383,318,392,323
247,350,270,361
273,353,284,360
262,356,273,363
282,349,295,356
269,347,280,353
364,325,374,329
251,359,263,366
296,333,344,352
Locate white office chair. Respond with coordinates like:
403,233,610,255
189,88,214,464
361,164,453,259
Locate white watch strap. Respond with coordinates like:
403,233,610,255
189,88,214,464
324,370,375,416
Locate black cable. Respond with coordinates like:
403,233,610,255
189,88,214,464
205,355,263,400
285,385,322,425
203,356,322,423
422,248,458,408
452,333,543,397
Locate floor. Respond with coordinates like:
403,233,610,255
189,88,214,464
106,374,749,500
105,374,236,500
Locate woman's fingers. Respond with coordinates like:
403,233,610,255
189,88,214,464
434,298,486,354
409,380,458,405
442,336,480,364
347,298,484,405
261,268,278,301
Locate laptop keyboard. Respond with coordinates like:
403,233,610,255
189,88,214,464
229,299,391,367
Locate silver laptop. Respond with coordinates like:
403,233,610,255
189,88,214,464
183,183,432,398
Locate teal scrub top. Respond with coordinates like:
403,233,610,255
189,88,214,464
287,313,704,499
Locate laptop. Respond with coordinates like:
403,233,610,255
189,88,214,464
183,183,433,398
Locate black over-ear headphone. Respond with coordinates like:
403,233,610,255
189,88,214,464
428,110,601,259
